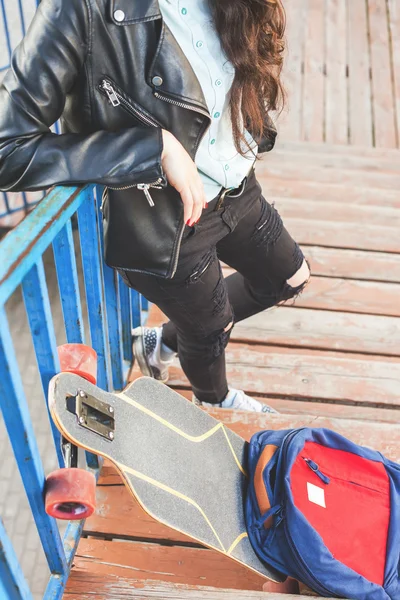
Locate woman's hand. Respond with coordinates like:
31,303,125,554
161,130,207,226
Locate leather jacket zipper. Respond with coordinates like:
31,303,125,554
106,178,163,207
153,91,210,119
152,91,210,276
154,91,211,161
99,78,162,128
98,78,165,206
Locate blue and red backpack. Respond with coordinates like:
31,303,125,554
245,428,400,599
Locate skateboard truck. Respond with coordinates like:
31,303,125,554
68,390,115,441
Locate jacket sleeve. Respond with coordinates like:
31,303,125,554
0,0,164,192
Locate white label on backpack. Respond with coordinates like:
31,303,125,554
307,482,326,508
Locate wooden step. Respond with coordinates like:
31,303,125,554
274,141,400,162
168,344,400,408
68,537,267,593
232,309,400,357
258,162,400,191
149,288,400,359
222,268,400,317
275,197,400,230
298,247,400,283
269,147,400,173
65,578,320,599
284,218,399,253
256,177,400,208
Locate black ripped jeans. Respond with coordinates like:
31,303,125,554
121,170,307,404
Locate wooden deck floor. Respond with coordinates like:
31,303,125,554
279,0,400,148
65,1,400,598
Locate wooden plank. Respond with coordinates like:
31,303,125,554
222,269,400,317
267,147,400,173
84,486,193,544
275,141,400,160
173,390,400,425
276,197,400,229
168,343,400,407
303,246,400,283
368,0,397,148
348,0,373,146
302,0,325,142
284,217,400,252
232,307,400,357
146,299,400,357
278,0,305,141
388,0,400,148
65,579,324,600
68,538,266,591
325,0,348,144
206,410,400,462
259,161,400,190
258,176,400,208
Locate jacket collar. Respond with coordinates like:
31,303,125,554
109,0,161,25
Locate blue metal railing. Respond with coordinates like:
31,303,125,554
0,183,145,599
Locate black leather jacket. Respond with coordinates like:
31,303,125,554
0,0,277,278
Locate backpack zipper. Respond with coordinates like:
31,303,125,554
303,458,330,485
280,432,336,596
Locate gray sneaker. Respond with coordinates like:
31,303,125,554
194,388,278,413
132,326,175,383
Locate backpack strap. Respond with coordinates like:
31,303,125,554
254,444,278,528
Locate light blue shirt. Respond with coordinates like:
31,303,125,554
159,0,257,201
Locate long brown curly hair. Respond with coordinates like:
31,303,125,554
209,0,286,155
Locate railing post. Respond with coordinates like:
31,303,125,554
0,518,33,600
52,221,85,344
0,308,66,575
21,260,64,467
77,188,111,391
95,185,124,390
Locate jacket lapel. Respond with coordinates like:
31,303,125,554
108,0,208,112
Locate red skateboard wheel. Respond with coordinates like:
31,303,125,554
58,344,97,384
45,468,96,520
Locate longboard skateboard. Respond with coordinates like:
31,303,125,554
48,372,284,583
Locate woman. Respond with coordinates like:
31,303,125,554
0,0,310,412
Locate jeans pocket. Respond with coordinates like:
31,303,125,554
182,222,202,242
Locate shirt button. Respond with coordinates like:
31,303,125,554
181,7,187,15
215,79,222,87
214,112,221,118
196,40,204,48
210,139,216,145
152,76,163,87
113,9,125,22
225,164,230,171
